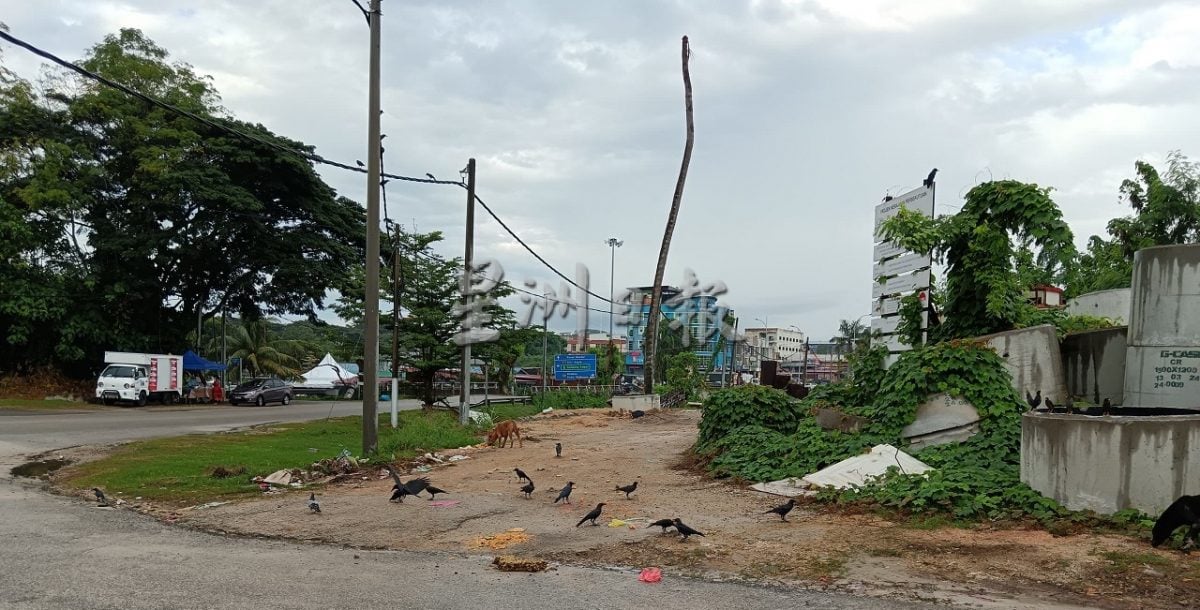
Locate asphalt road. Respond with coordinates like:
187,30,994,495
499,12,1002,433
0,402,937,609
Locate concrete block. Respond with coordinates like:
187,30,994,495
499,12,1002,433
900,393,980,450
1061,327,1127,406
1021,411,1200,515
610,394,660,411
977,325,1068,404
1067,288,1131,324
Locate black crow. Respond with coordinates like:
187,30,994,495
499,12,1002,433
1025,389,1041,411
91,488,108,506
1153,495,1200,550
923,168,938,188
615,481,638,499
554,481,574,504
673,518,705,542
555,442,562,458
1102,397,1112,416
308,492,321,513
385,466,430,503
514,468,531,483
355,159,365,168
1044,398,1056,412
649,518,675,533
576,503,606,527
520,481,535,499
765,498,797,522
1064,397,1075,414
631,410,645,419
425,485,448,500
425,173,436,180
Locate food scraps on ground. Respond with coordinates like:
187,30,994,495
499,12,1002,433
470,529,531,550
492,555,548,572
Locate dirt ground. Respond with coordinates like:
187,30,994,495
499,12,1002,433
162,410,1198,608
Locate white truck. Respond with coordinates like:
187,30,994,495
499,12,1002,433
95,351,184,406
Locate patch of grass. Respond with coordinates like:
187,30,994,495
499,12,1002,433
481,403,544,422
57,411,480,504
803,554,848,579
0,398,103,412
1097,550,1172,574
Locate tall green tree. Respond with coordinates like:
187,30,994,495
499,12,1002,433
0,28,364,375
336,230,514,405
1066,151,1200,297
879,180,1075,341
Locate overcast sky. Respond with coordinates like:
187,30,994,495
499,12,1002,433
4,1,1198,341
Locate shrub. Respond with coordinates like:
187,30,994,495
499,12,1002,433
697,385,804,446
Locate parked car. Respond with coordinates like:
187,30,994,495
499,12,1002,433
229,378,292,406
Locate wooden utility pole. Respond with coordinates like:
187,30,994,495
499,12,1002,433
644,35,694,389
362,0,382,455
459,158,476,426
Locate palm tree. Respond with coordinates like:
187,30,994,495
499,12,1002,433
832,318,869,352
218,320,311,380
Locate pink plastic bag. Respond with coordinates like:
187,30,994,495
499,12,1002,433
638,567,662,583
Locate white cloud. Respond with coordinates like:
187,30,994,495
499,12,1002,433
3,0,1198,341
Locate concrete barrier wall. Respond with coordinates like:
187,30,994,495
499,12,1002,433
610,394,660,411
1067,288,1131,324
1061,327,1127,406
1125,244,1200,409
1021,412,1200,515
978,325,1068,404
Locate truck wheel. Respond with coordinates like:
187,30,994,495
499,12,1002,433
256,395,265,407
102,397,112,406
137,391,147,407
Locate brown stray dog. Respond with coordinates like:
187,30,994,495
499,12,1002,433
487,420,523,448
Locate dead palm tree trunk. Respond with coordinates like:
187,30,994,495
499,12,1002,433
644,36,694,389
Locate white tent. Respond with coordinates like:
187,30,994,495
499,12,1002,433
297,353,357,389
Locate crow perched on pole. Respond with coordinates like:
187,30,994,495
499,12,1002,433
576,503,606,527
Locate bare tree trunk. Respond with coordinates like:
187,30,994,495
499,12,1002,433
644,36,694,390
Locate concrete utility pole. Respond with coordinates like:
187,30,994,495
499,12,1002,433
391,225,402,380
362,0,382,455
459,158,476,426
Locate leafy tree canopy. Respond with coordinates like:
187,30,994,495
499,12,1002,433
0,28,364,375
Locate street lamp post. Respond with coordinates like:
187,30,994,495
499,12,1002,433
604,238,623,344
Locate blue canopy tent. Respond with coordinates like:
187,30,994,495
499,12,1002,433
182,350,226,372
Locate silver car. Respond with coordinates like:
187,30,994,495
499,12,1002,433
229,378,292,406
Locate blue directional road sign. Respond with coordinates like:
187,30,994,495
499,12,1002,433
554,353,597,381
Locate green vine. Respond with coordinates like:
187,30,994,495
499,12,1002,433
696,341,1070,522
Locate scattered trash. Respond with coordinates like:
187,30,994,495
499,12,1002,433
308,448,318,453
415,466,432,473
639,567,662,583
471,529,531,550
447,455,468,462
289,482,302,488
492,555,548,573
428,500,461,508
192,501,231,510
608,519,627,528
541,408,553,414
263,469,294,486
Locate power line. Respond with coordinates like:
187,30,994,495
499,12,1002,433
1,28,611,305
0,29,461,188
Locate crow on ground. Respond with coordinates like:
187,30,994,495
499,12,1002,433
91,488,108,506
649,518,675,533
520,481,535,499
308,492,321,514
673,518,705,542
554,482,574,504
1152,495,1200,550
555,442,562,458
425,485,448,500
514,468,531,483
576,503,606,527
1025,389,1041,411
765,498,796,522
615,481,638,499
385,466,430,503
